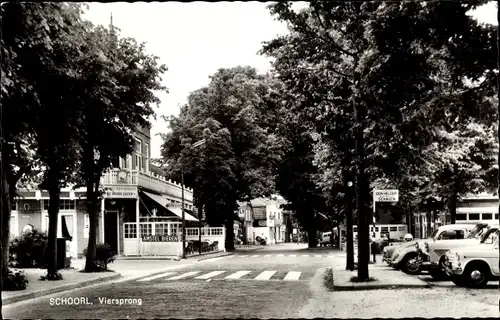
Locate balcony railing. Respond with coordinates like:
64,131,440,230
101,169,193,201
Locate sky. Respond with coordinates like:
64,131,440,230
82,1,497,159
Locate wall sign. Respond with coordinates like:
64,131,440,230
142,235,178,242
104,186,138,198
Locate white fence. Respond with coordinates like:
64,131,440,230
122,222,225,256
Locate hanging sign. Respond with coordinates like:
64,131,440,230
374,189,399,202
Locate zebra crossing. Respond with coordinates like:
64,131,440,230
136,269,304,282
226,253,335,258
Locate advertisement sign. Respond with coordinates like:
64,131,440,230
104,186,138,198
142,235,178,242
258,220,267,227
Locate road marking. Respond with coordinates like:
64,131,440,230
284,271,301,281
254,271,277,280
302,254,309,257
203,256,226,262
137,272,177,282
195,271,226,280
264,254,271,257
167,271,201,280
315,254,322,257
289,254,296,257
225,271,251,279
277,254,284,257
251,255,259,257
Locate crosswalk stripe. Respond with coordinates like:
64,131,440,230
277,254,284,257
254,271,277,280
264,254,271,257
284,271,301,281
195,271,226,280
289,254,296,257
315,254,322,257
225,271,251,279
302,254,309,257
167,271,200,280
251,255,259,257
137,272,177,282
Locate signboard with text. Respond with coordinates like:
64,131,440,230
104,186,138,198
141,235,178,242
374,189,399,202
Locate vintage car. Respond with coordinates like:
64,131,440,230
388,224,476,274
419,223,498,279
444,229,499,288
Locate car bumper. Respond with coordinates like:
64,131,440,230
444,262,462,276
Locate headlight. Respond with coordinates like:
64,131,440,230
415,242,419,250
424,242,429,252
456,252,460,262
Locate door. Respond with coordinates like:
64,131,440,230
61,214,77,258
105,211,118,254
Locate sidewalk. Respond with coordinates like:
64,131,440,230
331,254,430,291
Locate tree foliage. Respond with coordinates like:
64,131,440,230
160,66,285,250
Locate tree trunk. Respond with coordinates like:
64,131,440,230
496,0,500,303
84,180,99,272
224,215,235,251
1,168,11,279
449,187,458,225
344,168,355,271
307,223,317,248
46,184,61,279
426,205,431,237
354,101,369,281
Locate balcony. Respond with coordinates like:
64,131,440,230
101,169,193,201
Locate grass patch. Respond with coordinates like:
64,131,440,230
349,276,377,283
323,268,334,291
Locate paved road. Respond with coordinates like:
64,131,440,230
3,244,338,319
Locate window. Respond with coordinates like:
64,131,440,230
124,224,137,239
398,226,406,231
139,223,152,237
353,227,358,232
24,204,30,211
134,138,142,153
133,155,142,171
170,223,181,236
11,201,17,211
43,200,49,211
381,227,389,232
111,157,119,168
144,143,149,172
456,214,467,221
375,227,379,232
481,213,493,220
155,223,168,236
468,213,480,221
187,228,198,236
495,214,499,220
59,200,75,210
390,226,397,232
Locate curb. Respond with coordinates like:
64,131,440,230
2,273,122,305
332,283,432,291
197,252,235,261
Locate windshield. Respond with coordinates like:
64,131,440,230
480,227,499,243
429,229,439,239
467,224,488,239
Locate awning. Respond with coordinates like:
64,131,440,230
142,191,198,222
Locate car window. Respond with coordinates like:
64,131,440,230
454,230,465,239
483,231,498,244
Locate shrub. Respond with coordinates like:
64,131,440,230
82,243,116,272
9,229,49,268
3,269,29,291
40,271,63,281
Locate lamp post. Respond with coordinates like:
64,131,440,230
180,138,206,259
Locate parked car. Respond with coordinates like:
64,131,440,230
419,223,498,279
388,224,476,275
320,232,334,247
444,229,499,288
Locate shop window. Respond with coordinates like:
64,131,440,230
390,226,397,232
481,213,493,220
381,226,389,232
468,213,480,221
24,203,30,211
11,201,17,211
139,224,152,237
155,223,168,236
456,214,467,221
124,224,137,238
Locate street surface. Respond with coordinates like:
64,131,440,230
3,243,499,319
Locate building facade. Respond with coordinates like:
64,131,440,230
250,197,285,245
10,125,201,258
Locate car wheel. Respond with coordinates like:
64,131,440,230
464,263,490,288
401,253,421,275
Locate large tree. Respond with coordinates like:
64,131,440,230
1,2,84,281
161,66,285,251
71,22,167,272
262,0,496,280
